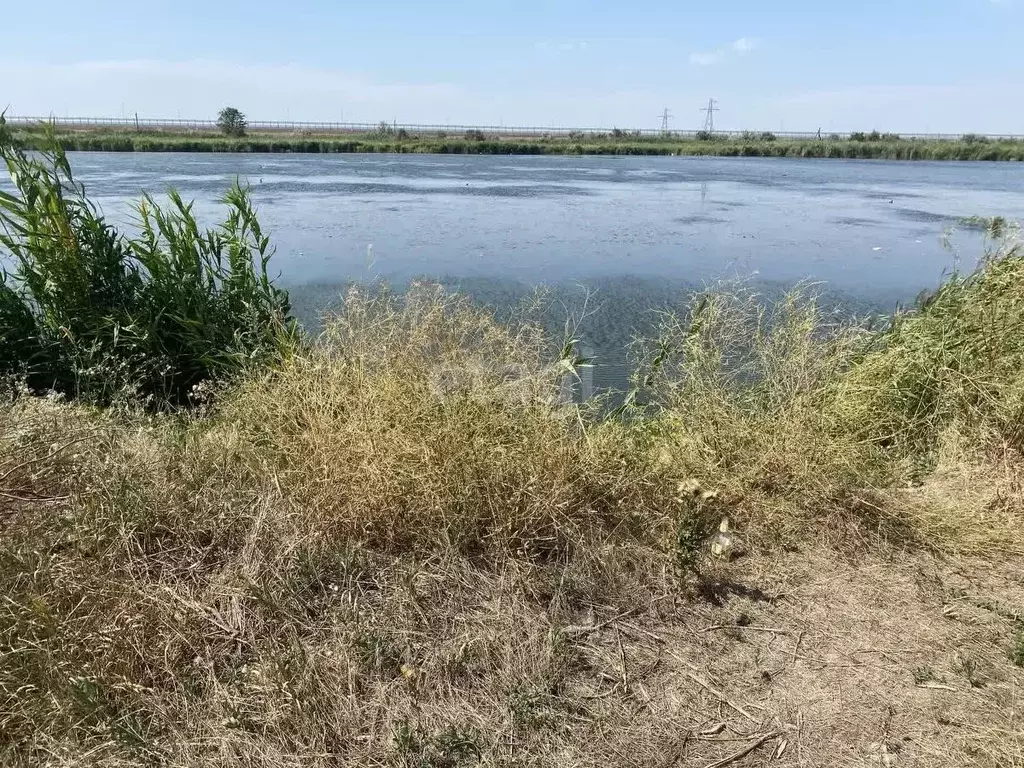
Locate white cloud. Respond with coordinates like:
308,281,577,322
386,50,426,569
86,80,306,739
689,51,725,67
690,37,758,67
731,37,756,54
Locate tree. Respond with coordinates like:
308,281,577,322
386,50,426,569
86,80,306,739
217,107,247,137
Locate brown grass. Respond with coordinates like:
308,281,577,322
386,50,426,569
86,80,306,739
2,271,1023,766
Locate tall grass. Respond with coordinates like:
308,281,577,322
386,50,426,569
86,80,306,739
640,228,1024,550
0,117,294,406
13,126,1024,160
642,288,891,539
835,231,1024,454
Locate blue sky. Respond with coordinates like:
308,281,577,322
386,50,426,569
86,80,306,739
3,0,1022,132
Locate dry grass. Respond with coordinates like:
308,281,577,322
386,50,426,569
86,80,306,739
644,286,893,544
2,262,1024,765
214,283,674,555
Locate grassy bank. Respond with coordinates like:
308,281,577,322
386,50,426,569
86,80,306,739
2,124,1024,766
13,125,1024,160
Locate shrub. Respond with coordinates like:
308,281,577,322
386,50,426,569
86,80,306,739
695,130,714,141
759,132,777,142
833,239,1024,454
465,129,487,142
0,118,294,407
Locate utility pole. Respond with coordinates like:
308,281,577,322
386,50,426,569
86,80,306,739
659,107,672,134
700,98,719,134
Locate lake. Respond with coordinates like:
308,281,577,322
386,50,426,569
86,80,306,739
10,152,1024,391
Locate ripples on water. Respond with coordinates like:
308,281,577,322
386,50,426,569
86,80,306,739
5,152,1023,392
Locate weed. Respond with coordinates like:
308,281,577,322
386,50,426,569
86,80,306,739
0,117,294,407
393,720,482,768
953,652,985,688
1011,630,1024,668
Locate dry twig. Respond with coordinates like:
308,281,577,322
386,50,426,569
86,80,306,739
702,731,783,768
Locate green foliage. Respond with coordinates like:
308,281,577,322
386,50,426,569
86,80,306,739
393,721,482,768
217,107,247,138
12,126,1024,160
850,131,900,142
0,117,294,407
672,495,718,578
1012,629,1024,667
834,240,1024,453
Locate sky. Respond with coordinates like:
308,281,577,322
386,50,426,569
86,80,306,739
3,1,1023,134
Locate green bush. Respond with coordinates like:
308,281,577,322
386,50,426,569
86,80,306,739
834,237,1024,453
0,118,295,407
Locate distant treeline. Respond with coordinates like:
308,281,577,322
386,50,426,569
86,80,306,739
13,128,1024,160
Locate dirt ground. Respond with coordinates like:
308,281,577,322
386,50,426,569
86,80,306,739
545,548,1024,768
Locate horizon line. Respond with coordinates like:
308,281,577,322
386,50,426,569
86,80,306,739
6,115,1023,141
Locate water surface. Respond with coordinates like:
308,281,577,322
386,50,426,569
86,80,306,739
59,152,1022,298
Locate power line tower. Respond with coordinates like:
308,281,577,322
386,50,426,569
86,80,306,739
700,98,719,134
659,108,672,133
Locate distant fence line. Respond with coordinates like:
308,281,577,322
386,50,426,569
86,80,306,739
6,116,1024,142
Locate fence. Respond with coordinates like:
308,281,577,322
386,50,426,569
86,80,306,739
6,116,1023,142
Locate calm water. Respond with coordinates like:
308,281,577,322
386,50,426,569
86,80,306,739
61,152,1023,294
8,152,1024,391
